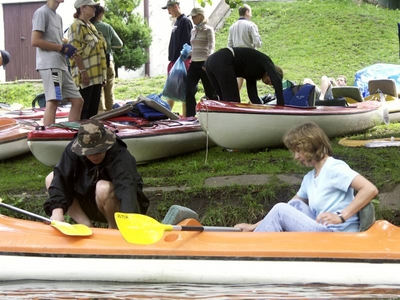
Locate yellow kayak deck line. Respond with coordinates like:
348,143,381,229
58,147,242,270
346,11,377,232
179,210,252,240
339,137,400,148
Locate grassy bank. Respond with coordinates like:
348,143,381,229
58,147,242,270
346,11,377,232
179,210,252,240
1,0,400,226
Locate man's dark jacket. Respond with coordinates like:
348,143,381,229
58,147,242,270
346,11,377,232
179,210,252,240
44,138,149,216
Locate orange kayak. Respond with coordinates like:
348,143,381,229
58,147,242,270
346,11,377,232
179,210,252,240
1,214,400,284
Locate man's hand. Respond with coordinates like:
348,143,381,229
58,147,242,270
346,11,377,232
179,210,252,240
50,208,65,222
60,44,77,58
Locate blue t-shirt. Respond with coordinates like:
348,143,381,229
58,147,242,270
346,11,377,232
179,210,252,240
297,157,359,232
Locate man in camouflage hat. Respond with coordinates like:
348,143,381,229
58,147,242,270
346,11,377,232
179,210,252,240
44,119,149,229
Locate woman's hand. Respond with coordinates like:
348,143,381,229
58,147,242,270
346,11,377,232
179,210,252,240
316,212,343,225
81,71,90,86
234,223,257,232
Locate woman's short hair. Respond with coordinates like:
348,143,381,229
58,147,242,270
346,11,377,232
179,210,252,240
90,5,105,23
239,4,251,16
275,66,283,81
283,122,332,163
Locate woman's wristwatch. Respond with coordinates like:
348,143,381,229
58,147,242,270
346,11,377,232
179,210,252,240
336,212,346,223
79,69,87,74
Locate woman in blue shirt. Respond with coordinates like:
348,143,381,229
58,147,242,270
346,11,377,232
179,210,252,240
235,122,378,233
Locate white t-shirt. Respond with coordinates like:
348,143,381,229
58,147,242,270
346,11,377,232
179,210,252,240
32,5,67,71
297,157,359,232
227,18,262,49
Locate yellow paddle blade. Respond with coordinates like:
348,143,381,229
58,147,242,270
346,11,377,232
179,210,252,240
50,220,92,236
115,213,173,245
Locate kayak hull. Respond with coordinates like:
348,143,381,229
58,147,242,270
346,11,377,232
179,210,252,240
1,215,400,284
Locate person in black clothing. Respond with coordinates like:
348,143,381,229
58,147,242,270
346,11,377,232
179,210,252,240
44,119,149,229
205,47,284,105
162,0,193,113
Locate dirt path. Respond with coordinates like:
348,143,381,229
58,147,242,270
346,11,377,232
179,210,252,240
144,174,399,210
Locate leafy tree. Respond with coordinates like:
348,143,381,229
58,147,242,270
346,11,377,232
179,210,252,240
198,0,241,8
102,0,240,75
103,0,152,73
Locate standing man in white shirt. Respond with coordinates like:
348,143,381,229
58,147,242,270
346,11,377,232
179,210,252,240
227,4,262,91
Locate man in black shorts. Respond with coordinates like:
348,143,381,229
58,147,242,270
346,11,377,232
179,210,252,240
44,119,149,229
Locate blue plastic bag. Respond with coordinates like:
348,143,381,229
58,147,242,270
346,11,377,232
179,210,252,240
162,44,192,102
354,63,400,97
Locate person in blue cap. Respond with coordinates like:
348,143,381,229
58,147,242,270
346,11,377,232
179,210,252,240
0,50,10,69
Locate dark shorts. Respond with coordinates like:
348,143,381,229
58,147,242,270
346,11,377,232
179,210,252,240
75,193,107,223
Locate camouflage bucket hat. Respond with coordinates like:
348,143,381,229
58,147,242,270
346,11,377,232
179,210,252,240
71,119,116,156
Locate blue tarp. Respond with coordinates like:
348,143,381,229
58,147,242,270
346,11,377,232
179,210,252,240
354,63,400,97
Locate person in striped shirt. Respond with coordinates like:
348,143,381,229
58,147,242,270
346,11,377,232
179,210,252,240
185,7,217,117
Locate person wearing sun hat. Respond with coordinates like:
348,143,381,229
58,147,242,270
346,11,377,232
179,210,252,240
0,50,10,69
44,119,149,229
73,0,99,9
68,0,107,120
184,7,217,117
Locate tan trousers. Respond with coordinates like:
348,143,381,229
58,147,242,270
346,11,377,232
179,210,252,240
99,60,116,111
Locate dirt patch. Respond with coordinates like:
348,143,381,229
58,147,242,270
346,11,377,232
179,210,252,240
145,174,399,210
144,174,400,225
9,174,400,226
203,174,302,187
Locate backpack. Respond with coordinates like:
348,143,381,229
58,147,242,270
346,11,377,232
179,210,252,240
283,84,316,107
32,93,46,108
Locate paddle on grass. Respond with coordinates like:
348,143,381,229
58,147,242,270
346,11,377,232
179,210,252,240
115,212,242,245
0,198,92,236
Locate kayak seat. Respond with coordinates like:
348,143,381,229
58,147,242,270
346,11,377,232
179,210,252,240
359,202,376,232
368,79,398,98
91,103,135,121
162,205,199,225
332,86,364,103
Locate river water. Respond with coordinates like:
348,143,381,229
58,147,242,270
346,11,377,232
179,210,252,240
1,281,400,299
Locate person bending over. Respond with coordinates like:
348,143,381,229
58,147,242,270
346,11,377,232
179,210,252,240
205,47,284,105
44,119,149,229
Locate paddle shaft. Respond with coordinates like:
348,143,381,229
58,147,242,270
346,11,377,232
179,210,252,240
0,201,51,224
172,225,242,232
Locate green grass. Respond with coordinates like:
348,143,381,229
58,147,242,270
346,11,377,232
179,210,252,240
1,0,400,226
